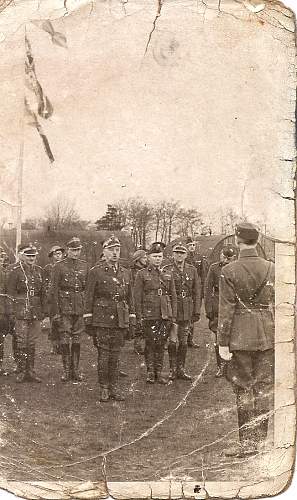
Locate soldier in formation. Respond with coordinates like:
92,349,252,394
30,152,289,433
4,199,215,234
51,237,89,382
6,245,46,383
84,235,135,402
185,237,205,348
134,242,177,384
218,222,275,457
130,249,147,355
204,246,237,377
43,244,65,354
163,241,201,381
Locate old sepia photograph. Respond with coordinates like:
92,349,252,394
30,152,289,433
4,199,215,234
0,0,296,498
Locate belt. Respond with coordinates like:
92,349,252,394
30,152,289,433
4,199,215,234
235,304,270,311
146,289,167,297
179,291,191,299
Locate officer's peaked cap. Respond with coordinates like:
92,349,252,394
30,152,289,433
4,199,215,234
235,222,259,240
66,237,82,249
173,241,187,253
103,235,121,249
18,244,38,256
148,241,165,254
48,244,65,257
186,236,195,245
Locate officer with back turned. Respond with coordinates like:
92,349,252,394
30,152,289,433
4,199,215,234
218,222,275,457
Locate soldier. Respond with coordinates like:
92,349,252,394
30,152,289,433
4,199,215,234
0,248,11,376
84,235,135,402
6,245,47,383
51,237,89,382
134,242,177,384
130,249,147,355
204,246,237,377
218,222,275,457
163,242,201,381
43,245,65,354
185,236,205,348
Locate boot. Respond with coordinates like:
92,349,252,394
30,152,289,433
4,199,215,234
214,344,225,377
27,346,42,383
99,385,110,402
12,335,20,373
146,367,155,384
61,344,71,382
16,349,28,383
155,370,168,384
168,342,177,380
177,344,192,380
187,328,200,348
109,385,125,401
71,344,82,381
0,339,8,376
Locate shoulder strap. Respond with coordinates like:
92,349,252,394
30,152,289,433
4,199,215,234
240,261,273,303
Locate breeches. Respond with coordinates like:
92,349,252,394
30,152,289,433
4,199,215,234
15,319,41,350
95,328,124,388
59,315,84,344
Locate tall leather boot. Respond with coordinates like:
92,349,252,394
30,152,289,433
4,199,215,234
0,334,8,376
12,335,20,373
168,342,177,380
71,344,82,381
61,344,71,382
109,349,125,401
187,327,199,348
27,346,42,383
177,344,192,381
145,340,155,383
154,343,167,384
16,349,28,383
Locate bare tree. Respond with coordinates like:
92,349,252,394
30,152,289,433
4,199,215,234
175,207,204,237
43,195,82,231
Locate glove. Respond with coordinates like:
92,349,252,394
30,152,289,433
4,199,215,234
192,314,200,323
219,346,233,361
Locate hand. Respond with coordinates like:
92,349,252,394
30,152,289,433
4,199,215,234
192,314,200,323
219,346,233,361
52,314,61,322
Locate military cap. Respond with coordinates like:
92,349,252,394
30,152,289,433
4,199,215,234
132,249,146,263
186,236,195,245
222,246,236,258
235,222,259,240
48,244,65,257
148,241,166,254
103,235,121,249
172,241,187,253
18,244,38,256
66,237,82,249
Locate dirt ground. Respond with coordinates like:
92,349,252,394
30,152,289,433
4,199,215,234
0,312,273,484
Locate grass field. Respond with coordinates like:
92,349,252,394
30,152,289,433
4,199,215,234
0,313,273,484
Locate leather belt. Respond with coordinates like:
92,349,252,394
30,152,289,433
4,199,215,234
236,304,270,311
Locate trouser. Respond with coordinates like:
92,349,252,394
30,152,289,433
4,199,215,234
48,316,60,342
14,319,41,374
143,320,170,375
59,315,85,377
95,328,124,389
168,321,189,373
225,349,274,444
0,315,10,368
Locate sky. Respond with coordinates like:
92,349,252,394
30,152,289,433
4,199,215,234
0,0,296,240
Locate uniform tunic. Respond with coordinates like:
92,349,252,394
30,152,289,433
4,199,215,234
204,261,224,333
51,257,89,344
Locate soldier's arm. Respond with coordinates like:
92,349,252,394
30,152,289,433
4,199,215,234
127,270,135,316
50,264,61,316
83,267,97,322
170,274,177,321
204,266,214,318
134,271,144,322
192,268,202,318
217,268,236,347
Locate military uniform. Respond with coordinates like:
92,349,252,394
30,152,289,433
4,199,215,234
204,246,236,376
163,253,201,380
185,239,205,347
84,236,135,401
6,247,45,382
51,238,89,381
218,223,275,455
134,243,177,384
130,249,147,355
